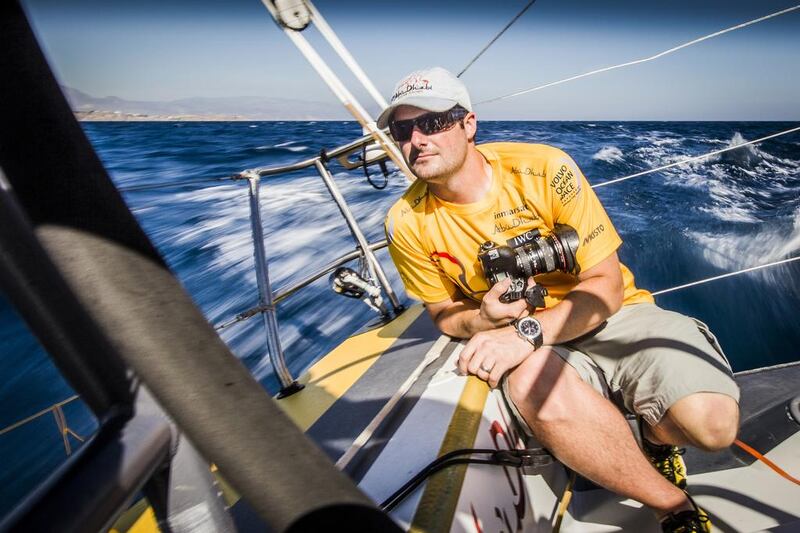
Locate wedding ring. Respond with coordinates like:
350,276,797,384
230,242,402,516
480,363,494,374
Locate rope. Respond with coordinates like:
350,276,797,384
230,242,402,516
0,395,79,436
477,4,800,105
652,256,800,297
552,469,576,533
457,0,537,78
591,125,800,189
733,438,800,486
53,404,85,456
380,447,551,512
0,396,85,456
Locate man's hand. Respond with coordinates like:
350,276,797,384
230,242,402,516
458,326,536,388
427,278,531,338
479,277,530,327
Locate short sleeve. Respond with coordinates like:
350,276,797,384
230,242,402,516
547,151,623,272
385,213,459,303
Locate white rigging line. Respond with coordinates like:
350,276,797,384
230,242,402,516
652,256,800,296
586,124,800,296
591,125,800,189
457,0,537,78
477,4,800,105
305,1,388,109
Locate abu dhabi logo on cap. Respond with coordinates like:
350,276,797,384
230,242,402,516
392,75,433,102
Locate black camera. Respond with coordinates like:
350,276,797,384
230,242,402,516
478,224,580,308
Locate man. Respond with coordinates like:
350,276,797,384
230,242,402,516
379,67,740,532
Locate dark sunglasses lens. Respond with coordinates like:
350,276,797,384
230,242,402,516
390,119,414,141
417,114,444,135
420,109,464,135
390,108,465,141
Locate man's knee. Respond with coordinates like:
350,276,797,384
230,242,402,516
506,349,583,425
668,393,739,451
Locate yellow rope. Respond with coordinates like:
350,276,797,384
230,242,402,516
552,469,577,533
0,395,79,436
0,395,84,456
52,404,85,456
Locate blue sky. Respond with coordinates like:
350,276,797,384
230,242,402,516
22,0,800,120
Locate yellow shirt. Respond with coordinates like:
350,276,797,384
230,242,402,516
385,142,653,307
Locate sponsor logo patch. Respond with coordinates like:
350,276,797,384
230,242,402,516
493,202,530,220
492,217,526,235
510,166,546,177
550,159,581,205
400,192,427,216
583,224,605,245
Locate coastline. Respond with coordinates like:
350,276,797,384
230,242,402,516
76,110,249,122
74,112,796,123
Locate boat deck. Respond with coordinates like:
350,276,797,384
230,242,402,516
231,306,800,532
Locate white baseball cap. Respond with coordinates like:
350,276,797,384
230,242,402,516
376,67,472,129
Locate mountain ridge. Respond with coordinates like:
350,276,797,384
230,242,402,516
62,86,353,121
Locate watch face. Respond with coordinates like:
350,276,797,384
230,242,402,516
519,317,542,338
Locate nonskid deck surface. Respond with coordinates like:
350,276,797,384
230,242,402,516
271,308,799,532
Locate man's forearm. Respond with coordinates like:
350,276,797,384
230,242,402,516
429,298,496,339
535,275,623,345
428,255,623,342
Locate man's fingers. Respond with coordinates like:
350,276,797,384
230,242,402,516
467,353,486,376
458,340,477,374
488,362,507,389
509,298,528,314
463,335,488,376
485,277,511,299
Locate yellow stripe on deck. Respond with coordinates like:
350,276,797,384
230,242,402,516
410,376,490,533
278,304,425,431
109,500,159,533
127,508,158,533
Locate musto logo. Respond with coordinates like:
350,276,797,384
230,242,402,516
583,224,605,245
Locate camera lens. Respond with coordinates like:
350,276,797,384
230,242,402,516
477,224,580,303
514,224,578,277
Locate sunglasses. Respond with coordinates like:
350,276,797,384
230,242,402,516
388,106,468,142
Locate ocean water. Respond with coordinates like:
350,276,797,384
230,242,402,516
1,121,799,516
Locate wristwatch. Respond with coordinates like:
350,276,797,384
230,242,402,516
512,316,544,350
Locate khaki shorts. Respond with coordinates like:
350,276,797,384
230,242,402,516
502,303,741,433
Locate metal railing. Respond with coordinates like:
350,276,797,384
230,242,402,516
0,135,404,447
215,239,389,330
227,134,404,396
